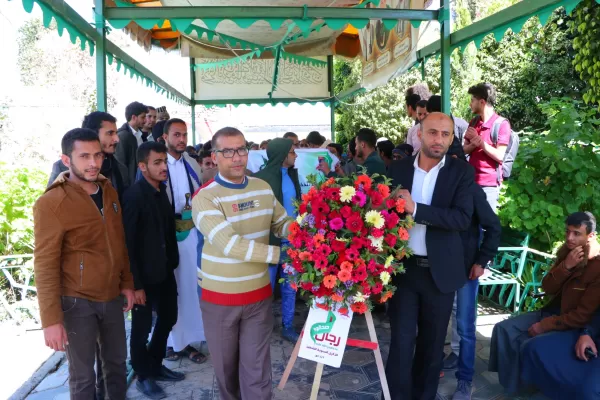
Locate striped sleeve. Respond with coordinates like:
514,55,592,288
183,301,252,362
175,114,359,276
271,197,293,239
193,192,280,264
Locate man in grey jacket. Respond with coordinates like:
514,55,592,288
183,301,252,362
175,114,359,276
48,112,129,201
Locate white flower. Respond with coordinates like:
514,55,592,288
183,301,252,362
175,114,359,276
368,235,384,251
340,186,356,202
297,212,307,225
380,271,391,285
354,292,369,303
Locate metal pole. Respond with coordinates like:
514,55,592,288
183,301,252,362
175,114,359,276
327,55,335,141
190,57,197,145
94,0,107,112
440,0,451,114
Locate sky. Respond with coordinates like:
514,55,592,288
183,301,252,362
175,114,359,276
0,1,331,169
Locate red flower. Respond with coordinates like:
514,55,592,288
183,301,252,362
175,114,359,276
299,203,307,215
352,266,368,282
359,227,369,237
326,231,337,242
325,187,341,201
396,198,406,213
335,250,347,266
326,265,339,275
315,244,332,258
354,175,372,190
301,282,313,291
292,260,305,273
352,236,369,249
312,200,330,215
371,228,384,238
372,282,383,295
316,302,329,311
338,307,349,316
331,240,346,253
361,281,372,295
367,259,378,273
315,257,328,270
384,234,397,247
328,210,341,221
384,212,400,229
340,205,353,219
377,184,391,199
370,191,384,208
346,214,364,233
398,228,410,241
345,247,360,261
386,198,396,209
351,302,367,314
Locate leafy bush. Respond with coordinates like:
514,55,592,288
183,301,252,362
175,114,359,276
499,98,600,247
0,165,47,256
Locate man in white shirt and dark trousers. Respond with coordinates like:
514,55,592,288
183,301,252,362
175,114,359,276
386,112,476,400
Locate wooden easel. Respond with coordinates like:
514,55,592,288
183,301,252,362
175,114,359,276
277,310,391,400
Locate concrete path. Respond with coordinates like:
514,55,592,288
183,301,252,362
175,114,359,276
25,301,548,400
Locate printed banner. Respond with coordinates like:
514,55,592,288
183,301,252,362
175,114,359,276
359,0,440,89
298,306,354,368
247,149,339,194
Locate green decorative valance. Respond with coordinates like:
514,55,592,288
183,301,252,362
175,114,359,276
280,52,327,67
12,0,95,54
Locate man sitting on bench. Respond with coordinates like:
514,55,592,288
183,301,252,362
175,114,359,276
488,211,600,395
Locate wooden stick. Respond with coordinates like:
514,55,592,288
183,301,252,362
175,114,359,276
309,363,324,400
277,324,305,390
365,310,391,400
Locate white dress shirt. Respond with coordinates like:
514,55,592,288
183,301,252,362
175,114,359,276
408,153,446,256
129,124,143,147
167,153,190,214
406,123,421,155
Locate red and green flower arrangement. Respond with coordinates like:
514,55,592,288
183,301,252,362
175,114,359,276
284,173,413,315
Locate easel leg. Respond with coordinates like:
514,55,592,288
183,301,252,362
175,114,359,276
309,363,324,400
277,323,305,390
365,310,391,400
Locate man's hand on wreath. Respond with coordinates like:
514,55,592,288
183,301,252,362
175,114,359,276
397,189,415,215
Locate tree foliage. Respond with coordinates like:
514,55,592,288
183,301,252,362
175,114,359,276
499,99,600,246
572,0,600,108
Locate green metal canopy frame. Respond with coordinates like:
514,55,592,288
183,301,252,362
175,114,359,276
6,0,589,145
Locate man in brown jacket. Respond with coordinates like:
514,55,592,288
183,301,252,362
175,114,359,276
489,211,600,395
34,128,135,400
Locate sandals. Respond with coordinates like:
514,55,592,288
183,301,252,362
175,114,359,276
165,347,181,361
182,345,207,364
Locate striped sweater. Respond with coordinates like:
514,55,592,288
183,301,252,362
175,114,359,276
192,174,292,305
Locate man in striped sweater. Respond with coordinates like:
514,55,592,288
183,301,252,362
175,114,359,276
192,127,292,400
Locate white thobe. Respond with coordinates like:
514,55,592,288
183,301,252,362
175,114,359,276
166,153,205,351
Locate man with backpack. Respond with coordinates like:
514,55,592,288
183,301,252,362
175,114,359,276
463,82,518,210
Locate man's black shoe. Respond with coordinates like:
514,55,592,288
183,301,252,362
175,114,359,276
155,365,185,381
136,379,166,400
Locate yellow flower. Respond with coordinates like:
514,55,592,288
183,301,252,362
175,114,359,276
340,186,356,203
384,255,394,268
354,292,369,303
365,210,385,229
296,212,307,225
380,271,391,285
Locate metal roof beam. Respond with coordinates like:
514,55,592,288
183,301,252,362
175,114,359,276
36,0,191,105
104,6,439,21
417,0,568,61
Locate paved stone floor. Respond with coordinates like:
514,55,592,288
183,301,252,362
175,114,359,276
26,300,548,400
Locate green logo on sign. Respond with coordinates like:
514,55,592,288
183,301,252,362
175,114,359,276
310,310,336,344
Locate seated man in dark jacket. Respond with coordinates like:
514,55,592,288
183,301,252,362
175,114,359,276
489,211,600,395
521,312,600,399
122,141,183,399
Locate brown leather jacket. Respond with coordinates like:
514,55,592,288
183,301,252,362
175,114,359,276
33,172,134,328
539,244,600,332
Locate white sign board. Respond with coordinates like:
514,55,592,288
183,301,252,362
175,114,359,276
298,306,354,368
247,148,339,194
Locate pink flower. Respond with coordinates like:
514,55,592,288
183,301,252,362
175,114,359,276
352,191,367,207
316,244,332,258
345,247,360,261
329,217,344,231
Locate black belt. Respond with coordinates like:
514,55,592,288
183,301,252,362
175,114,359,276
407,255,429,268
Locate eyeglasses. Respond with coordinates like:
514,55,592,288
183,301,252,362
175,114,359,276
213,147,249,158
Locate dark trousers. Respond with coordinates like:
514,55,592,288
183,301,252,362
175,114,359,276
130,271,178,379
201,298,273,400
385,264,454,400
62,296,127,400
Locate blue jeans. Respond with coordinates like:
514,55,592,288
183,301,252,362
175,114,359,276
455,278,479,382
269,249,296,328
